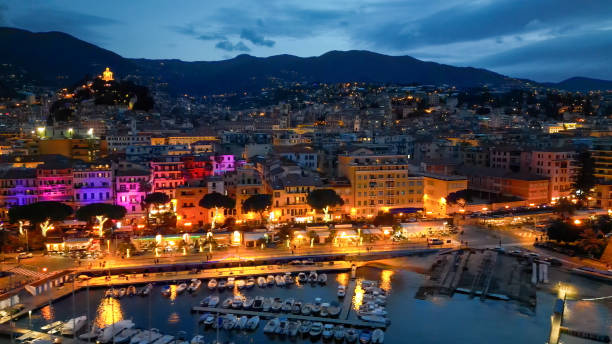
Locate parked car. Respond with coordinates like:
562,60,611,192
17,252,33,260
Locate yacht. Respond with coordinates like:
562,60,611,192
226,277,235,289
253,296,264,310
309,322,323,337
274,275,285,287
222,297,233,308
334,325,345,341
281,298,295,312
337,285,346,298
263,318,279,334
207,279,217,290
60,316,87,336
317,273,328,284
298,321,311,336
236,316,248,330
130,329,162,344
345,328,358,343
322,323,334,340
98,320,135,343
359,330,372,344
113,328,140,344
188,279,202,293
246,316,260,331
245,277,255,289
140,283,153,296
231,296,244,309
41,321,63,331
372,329,385,344
257,276,267,287
242,297,254,309
288,321,300,337
126,286,137,296
190,335,205,344
208,295,220,307
297,272,307,283
176,282,188,294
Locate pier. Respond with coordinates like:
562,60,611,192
339,279,356,320
191,306,387,329
0,324,79,344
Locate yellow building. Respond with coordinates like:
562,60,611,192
101,67,114,82
338,149,424,218
422,173,468,216
175,181,209,230
30,138,101,162
269,174,321,223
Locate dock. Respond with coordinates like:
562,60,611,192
340,279,356,319
191,306,387,328
0,324,80,344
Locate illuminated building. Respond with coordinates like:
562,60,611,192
181,155,214,181
338,149,423,218
592,139,612,182
101,67,114,82
31,138,101,162
0,168,38,220
422,173,468,216
270,173,321,222
226,164,265,221
115,168,150,221
524,149,576,200
73,163,114,207
36,161,73,204
150,156,185,199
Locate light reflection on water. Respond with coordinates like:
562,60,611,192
94,297,123,328
352,278,364,311
40,305,54,321
336,273,349,286
380,269,394,292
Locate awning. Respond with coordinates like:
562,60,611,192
390,207,423,214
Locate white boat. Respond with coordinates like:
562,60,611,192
188,279,202,292
246,316,260,331
207,279,217,290
359,315,389,324
105,289,114,298
308,271,318,283
116,288,127,298
263,318,279,333
262,297,272,312
161,285,171,297
284,273,294,284
245,277,255,289
257,276,267,287
318,273,327,284
334,325,345,341
217,280,226,291
275,318,289,335
322,323,334,340
79,327,102,341
130,329,162,344
346,328,358,343
190,335,205,344
236,316,248,330
243,297,254,309
98,320,135,343
274,275,285,287
176,283,188,294
309,322,323,337
200,296,212,306
151,334,174,344
266,275,275,285
338,285,346,298
208,296,220,307
236,279,245,289
231,296,244,309
299,321,311,336
288,321,300,337
60,316,87,336
140,283,153,296
297,272,307,283
301,303,313,316
126,286,137,296
223,314,237,330
281,298,295,312
222,297,233,308
41,321,63,331
200,313,215,327
226,277,235,289
113,328,140,344
372,329,385,344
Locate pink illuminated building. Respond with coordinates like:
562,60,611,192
115,168,150,221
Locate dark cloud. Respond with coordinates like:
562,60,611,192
197,33,227,41
215,40,250,52
475,29,612,81
240,28,274,47
9,8,119,43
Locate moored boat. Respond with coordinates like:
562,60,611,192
243,297,254,309
299,321,312,336
231,295,244,309
60,316,87,336
126,286,137,296
190,335,205,344
246,277,255,289
263,318,279,334
297,272,307,283
292,300,302,314
372,329,385,344
226,277,235,289
236,279,245,289
140,283,153,296
253,296,264,310
176,282,188,294
208,295,219,307
346,328,358,343
207,279,217,290
236,316,248,330
309,322,323,337
266,275,275,286
130,329,162,344
281,298,295,312
334,325,345,341
271,297,283,312
322,323,334,340
301,303,313,316
188,279,202,293
113,328,140,344
222,297,233,308
318,273,327,284
161,285,171,297
257,276,267,287
262,297,272,312
98,320,135,343
246,316,260,331
274,275,285,287
338,285,346,298
288,321,300,337
359,330,372,344
308,271,318,283
217,280,226,291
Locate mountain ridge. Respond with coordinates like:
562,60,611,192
1,27,610,95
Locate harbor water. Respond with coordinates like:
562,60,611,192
14,258,612,344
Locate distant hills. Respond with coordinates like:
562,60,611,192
1,27,611,95
543,77,612,92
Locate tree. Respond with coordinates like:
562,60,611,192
199,192,235,231
143,192,171,207
572,150,596,205
142,192,172,230
577,228,605,257
306,189,344,222
8,201,73,237
553,198,576,219
76,203,127,237
546,220,581,243
446,189,473,209
242,194,272,223
373,212,395,226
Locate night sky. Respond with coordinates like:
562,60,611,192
1,0,611,82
